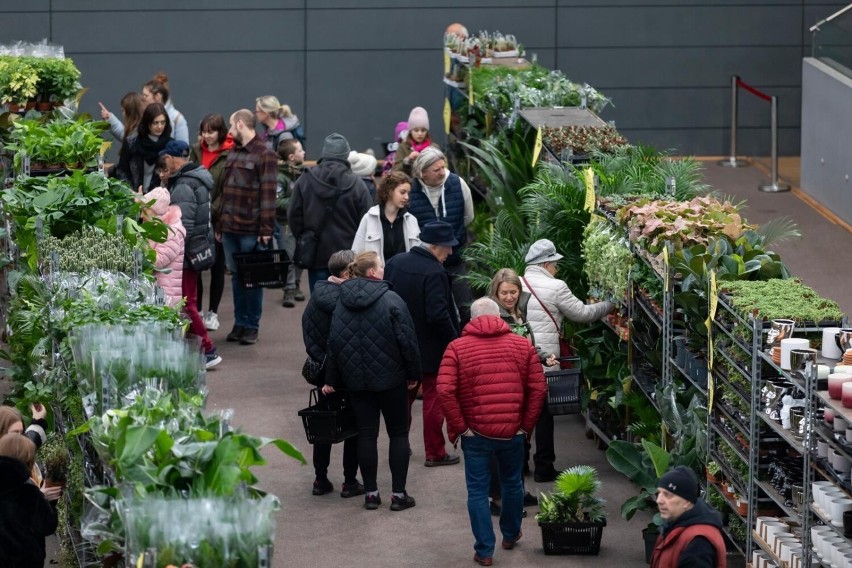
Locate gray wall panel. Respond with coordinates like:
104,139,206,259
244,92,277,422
53,1,302,10
557,47,802,88
0,13,51,42
0,2,826,155
306,50,445,156
54,11,304,53
307,7,555,51
599,87,801,129
621,127,801,156
557,6,800,47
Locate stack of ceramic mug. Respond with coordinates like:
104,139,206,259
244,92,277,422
751,549,780,568
814,481,852,523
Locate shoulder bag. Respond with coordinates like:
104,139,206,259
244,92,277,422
301,355,326,386
522,276,573,369
186,230,216,271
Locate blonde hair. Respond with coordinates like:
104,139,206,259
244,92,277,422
0,406,24,436
0,432,36,470
254,95,283,119
348,251,380,278
489,268,522,300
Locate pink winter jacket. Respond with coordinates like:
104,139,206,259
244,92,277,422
437,315,547,445
150,205,185,306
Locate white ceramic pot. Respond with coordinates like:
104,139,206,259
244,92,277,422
819,439,830,458
837,415,849,433
832,498,852,526
825,327,844,359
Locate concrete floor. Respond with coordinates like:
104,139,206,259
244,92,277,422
40,156,849,567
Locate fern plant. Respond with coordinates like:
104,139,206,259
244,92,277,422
536,465,606,524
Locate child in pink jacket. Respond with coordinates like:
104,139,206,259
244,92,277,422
142,186,185,306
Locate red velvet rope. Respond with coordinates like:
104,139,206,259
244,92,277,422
736,78,772,102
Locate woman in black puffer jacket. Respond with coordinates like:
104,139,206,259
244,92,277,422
324,251,422,512
300,250,363,499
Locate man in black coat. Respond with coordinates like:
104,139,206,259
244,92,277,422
384,221,461,467
288,133,372,292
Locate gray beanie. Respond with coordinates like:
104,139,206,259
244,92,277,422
321,133,351,162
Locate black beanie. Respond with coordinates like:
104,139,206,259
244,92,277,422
657,466,699,503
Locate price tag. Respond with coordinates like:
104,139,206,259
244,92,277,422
583,167,595,212
443,98,451,135
531,126,542,166
444,49,451,76
666,176,676,197
662,245,669,290
468,78,474,107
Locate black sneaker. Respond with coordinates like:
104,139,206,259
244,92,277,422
240,328,258,345
390,493,416,511
340,481,365,498
523,491,538,507
424,455,460,467
364,493,381,510
534,467,558,483
312,478,334,496
226,325,245,342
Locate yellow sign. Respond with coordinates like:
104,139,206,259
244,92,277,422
706,271,716,411
583,168,596,212
468,78,474,107
100,141,111,156
443,98,451,135
662,245,669,290
531,126,542,166
444,50,451,76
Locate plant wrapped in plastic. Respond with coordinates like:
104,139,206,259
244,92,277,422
72,388,306,559
38,225,138,275
122,491,279,568
68,323,203,417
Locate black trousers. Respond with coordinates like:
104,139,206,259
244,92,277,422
312,389,359,484
533,406,555,472
197,241,226,313
349,382,411,494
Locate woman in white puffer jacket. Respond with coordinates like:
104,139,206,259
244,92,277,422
520,238,612,482
352,171,421,264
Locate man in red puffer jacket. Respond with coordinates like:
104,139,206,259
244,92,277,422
437,297,547,567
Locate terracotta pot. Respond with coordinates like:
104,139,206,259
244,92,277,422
24,100,36,110
735,501,748,516
36,101,51,112
706,470,718,484
6,103,21,112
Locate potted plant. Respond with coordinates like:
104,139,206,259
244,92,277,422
39,432,69,488
734,494,748,516
536,465,607,555
706,460,721,484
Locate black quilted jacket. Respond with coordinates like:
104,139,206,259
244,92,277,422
326,278,422,391
301,279,341,364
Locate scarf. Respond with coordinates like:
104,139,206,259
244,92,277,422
411,138,431,153
137,134,169,165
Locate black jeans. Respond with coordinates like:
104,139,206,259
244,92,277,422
533,405,555,473
349,382,410,494
312,389,359,484
197,241,226,313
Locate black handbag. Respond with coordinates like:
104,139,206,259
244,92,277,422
293,230,318,269
186,231,215,271
301,355,325,386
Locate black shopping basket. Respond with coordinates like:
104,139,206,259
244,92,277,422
545,356,582,415
298,388,358,445
233,247,290,289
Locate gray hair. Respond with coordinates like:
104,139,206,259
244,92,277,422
470,297,500,319
412,146,446,178
328,249,356,277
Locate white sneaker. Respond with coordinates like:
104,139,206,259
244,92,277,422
203,311,220,331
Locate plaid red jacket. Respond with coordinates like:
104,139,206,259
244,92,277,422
217,136,277,236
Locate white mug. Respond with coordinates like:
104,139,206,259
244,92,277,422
825,327,844,359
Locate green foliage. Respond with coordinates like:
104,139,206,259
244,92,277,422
536,465,606,523
582,219,632,303
0,171,156,270
591,145,709,202
6,116,108,170
40,431,70,483
720,278,844,324
0,57,38,104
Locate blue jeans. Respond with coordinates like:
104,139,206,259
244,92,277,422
222,232,266,330
461,433,525,558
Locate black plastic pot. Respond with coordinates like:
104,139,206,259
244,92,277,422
642,527,658,564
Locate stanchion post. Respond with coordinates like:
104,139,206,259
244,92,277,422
719,75,750,167
759,95,790,193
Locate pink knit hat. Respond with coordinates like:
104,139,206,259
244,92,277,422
143,187,171,217
394,121,408,141
407,107,429,130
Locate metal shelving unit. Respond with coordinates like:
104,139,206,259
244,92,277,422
712,294,826,566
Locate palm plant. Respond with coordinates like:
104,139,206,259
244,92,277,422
537,465,606,523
